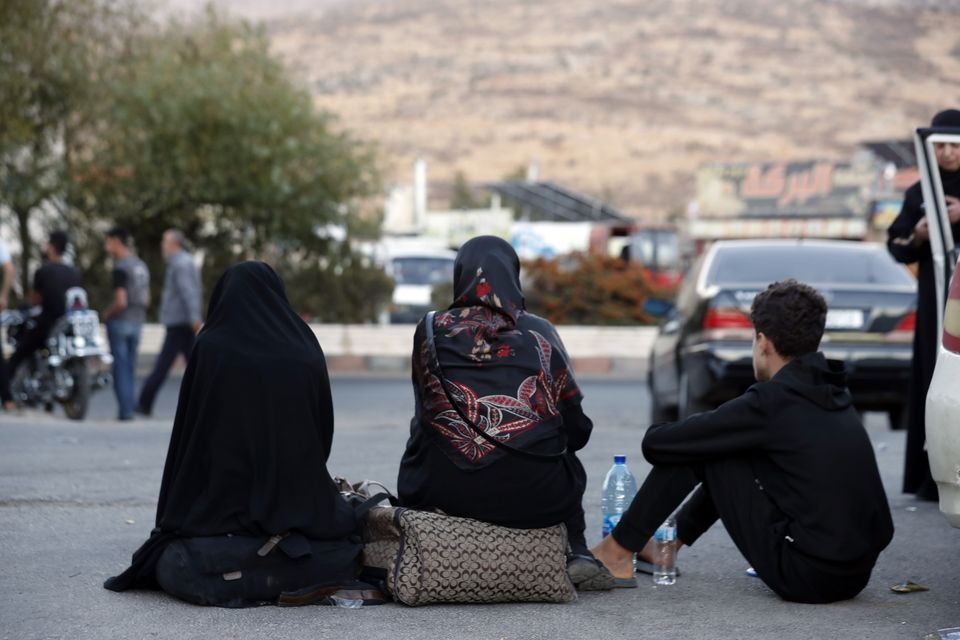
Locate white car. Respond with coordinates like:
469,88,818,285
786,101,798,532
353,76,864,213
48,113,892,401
927,271,960,526
917,127,960,527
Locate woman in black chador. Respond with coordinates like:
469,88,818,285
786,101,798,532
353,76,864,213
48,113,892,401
397,236,615,591
887,108,960,502
104,262,360,606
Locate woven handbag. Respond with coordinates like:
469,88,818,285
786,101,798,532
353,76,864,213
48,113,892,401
362,506,576,606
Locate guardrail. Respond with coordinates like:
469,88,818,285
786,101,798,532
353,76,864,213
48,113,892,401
123,324,658,376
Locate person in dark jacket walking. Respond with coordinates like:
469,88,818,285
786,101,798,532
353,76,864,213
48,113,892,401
592,280,894,603
136,230,202,417
887,108,960,502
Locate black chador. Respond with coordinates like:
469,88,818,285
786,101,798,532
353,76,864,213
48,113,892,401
105,262,358,601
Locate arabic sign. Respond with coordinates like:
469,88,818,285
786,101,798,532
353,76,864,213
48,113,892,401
687,217,868,240
696,161,876,218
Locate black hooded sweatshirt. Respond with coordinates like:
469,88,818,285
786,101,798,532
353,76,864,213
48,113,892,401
642,352,894,566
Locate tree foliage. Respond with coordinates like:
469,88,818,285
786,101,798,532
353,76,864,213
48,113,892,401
449,170,480,210
2,3,390,321
0,0,132,294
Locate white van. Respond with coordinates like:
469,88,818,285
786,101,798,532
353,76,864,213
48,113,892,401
383,244,457,324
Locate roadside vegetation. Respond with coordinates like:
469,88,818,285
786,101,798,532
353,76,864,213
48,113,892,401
0,0,392,321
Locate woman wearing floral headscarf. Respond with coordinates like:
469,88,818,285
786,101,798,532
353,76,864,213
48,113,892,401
397,236,614,591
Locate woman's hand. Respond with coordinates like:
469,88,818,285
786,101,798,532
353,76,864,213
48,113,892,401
946,195,960,224
913,217,929,245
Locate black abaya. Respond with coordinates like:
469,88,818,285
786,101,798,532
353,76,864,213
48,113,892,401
105,262,357,592
887,172,960,500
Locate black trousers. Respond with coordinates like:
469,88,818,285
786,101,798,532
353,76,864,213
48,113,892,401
564,452,589,557
137,325,196,414
611,461,873,604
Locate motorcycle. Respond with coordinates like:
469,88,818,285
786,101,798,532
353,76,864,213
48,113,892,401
2,287,112,420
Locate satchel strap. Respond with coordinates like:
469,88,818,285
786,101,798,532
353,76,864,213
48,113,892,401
353,492,397,521
424,311,567,462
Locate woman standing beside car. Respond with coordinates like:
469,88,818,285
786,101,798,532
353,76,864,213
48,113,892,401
887,108,960,502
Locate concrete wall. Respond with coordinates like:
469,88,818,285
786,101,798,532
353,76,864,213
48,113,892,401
128,324,658,376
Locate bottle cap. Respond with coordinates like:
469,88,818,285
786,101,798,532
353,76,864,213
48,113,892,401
614,454,626,464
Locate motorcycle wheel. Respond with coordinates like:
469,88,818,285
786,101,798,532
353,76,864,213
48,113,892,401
62,361,91,421
9,366,31,409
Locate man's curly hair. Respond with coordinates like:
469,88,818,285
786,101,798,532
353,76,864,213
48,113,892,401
749,279,827,358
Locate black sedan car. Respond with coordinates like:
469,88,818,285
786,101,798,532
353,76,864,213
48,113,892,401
648,239,917,428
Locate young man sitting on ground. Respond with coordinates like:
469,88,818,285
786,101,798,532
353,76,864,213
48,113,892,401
592,279,894,603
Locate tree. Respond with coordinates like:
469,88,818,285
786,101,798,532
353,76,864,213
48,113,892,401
0,0,131,296
449,170,480,210
72,9,388,319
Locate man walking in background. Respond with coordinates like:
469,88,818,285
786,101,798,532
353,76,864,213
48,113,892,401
136,229,202,417
0,236,16,411
104,228,150,421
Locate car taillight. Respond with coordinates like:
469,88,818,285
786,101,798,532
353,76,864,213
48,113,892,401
894,311,916,333
704,308,753,329
885,310,916,343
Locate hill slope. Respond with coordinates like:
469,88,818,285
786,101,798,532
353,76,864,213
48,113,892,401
255,0,960,217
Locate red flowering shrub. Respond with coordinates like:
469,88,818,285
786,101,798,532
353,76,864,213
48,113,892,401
522,253,673,326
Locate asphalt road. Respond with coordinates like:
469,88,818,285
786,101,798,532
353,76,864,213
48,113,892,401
1,374,958,640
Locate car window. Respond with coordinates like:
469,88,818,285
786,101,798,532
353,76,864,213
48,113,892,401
676,253,706,312
630,230,680,269
706,245,914,286
391,257,455,286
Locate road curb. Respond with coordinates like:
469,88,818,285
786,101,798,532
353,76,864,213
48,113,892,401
134,355,648,379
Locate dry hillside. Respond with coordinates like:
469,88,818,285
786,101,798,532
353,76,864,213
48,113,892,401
218,0,960,217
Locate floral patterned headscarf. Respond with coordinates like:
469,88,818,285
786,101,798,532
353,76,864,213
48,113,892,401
415,236,581,467
450,235,524,324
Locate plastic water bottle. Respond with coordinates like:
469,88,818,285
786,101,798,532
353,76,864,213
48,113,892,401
601,455,638,537
653,516,677,585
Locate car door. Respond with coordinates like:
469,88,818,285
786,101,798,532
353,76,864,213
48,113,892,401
650,253,706,406
915,125,960,525
914,126,960,331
